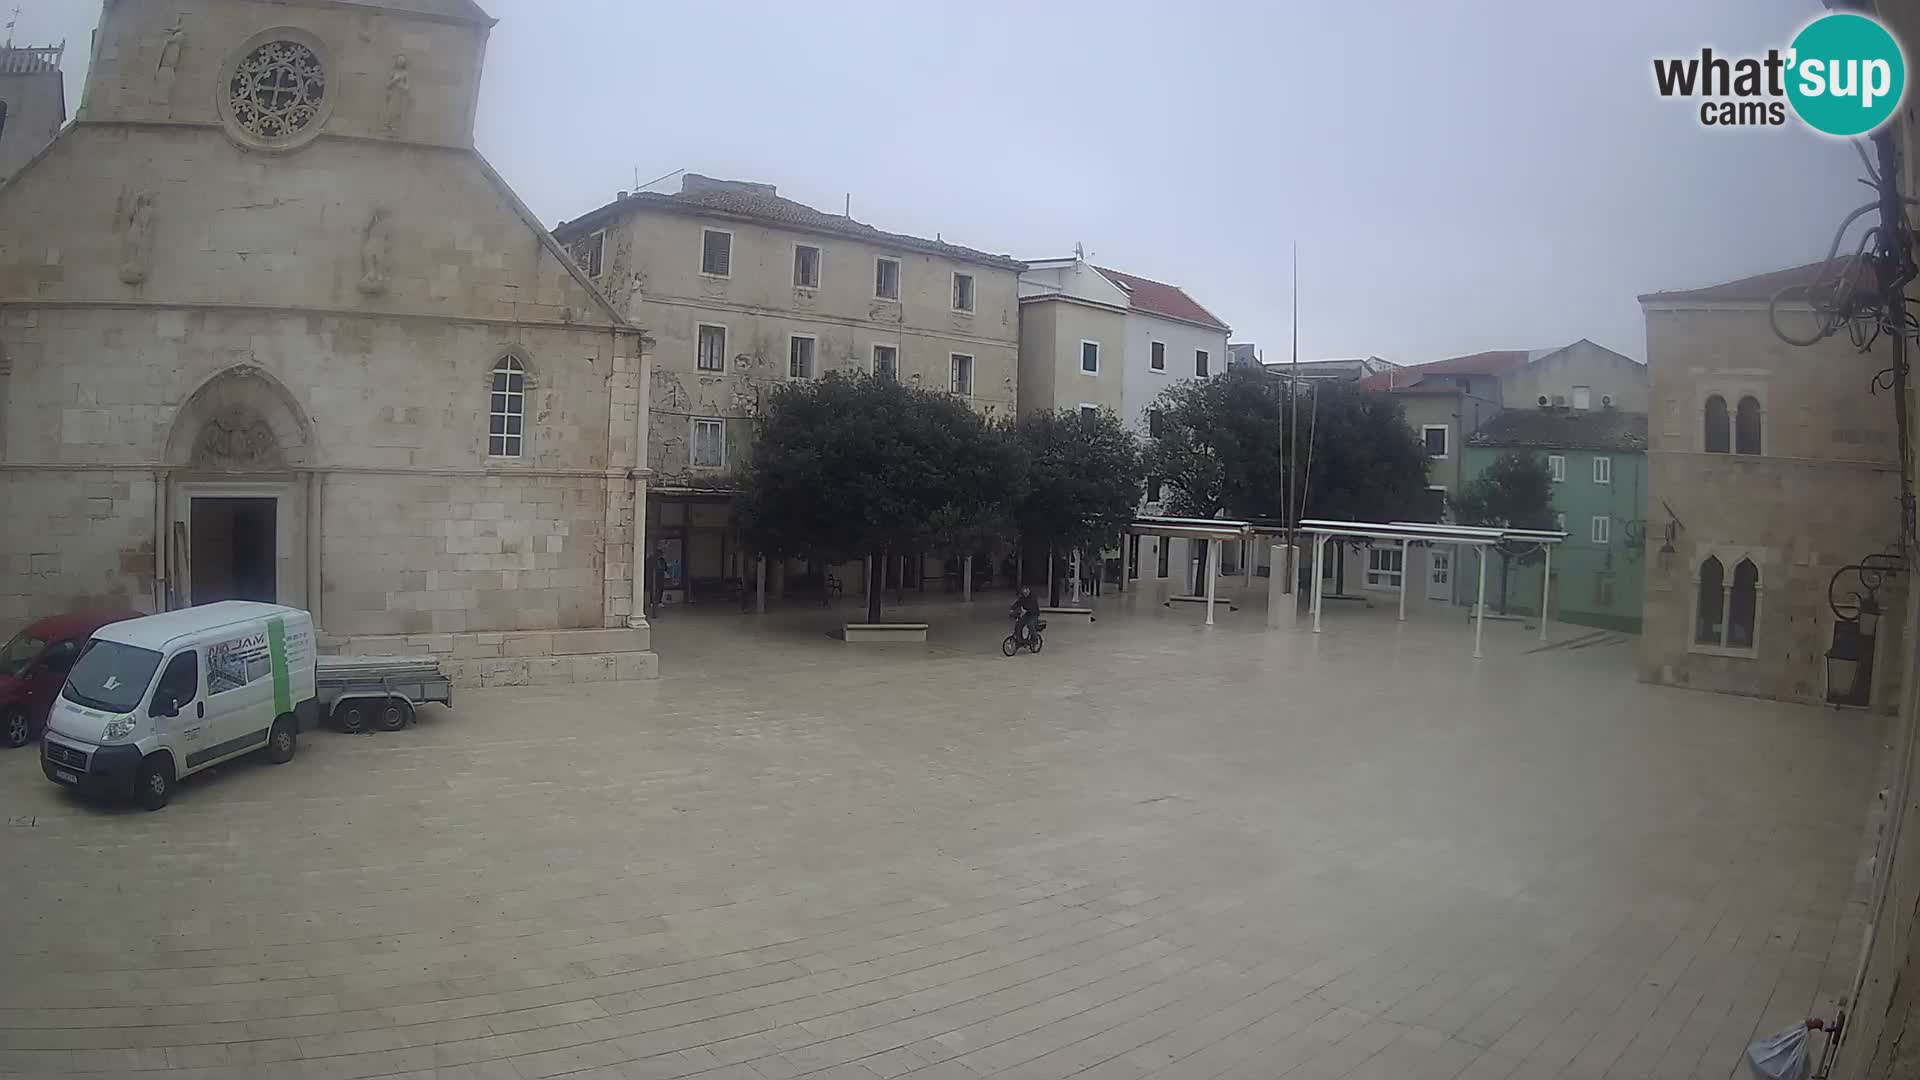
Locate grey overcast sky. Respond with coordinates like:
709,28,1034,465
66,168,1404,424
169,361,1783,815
21,0,1865,365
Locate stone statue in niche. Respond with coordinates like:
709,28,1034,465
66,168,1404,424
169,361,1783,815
192,410,282,471
357,207,393,296
154,19,186,108
382,54,412,135
118,191,155,286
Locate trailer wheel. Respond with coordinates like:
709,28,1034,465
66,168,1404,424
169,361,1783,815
377,698,415,732
333,699,370,734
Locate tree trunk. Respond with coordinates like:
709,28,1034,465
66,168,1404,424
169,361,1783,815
867,549,884,623
1192,539,1209,595
1048,542,1061,606
1497,551,1512,615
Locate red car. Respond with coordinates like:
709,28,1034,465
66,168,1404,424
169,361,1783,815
0,611,141,748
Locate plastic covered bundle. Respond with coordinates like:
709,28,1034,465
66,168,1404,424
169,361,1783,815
1745,1024,1811,1080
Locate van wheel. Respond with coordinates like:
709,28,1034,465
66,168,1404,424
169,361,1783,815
138,754,174,811
2,706,30,748
377,699,414,732
267,717,297,764
333,700,369,734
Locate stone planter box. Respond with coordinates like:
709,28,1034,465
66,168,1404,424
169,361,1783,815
844,622,929,643
1040,606,1097,622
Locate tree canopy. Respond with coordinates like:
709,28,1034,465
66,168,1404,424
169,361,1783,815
1143,370,1435,523
1011,407,1142,603
1141,367,1281,519
1452,451,1557,612
734,374,1019,621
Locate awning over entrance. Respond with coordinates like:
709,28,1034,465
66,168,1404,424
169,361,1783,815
1298,518,1567,658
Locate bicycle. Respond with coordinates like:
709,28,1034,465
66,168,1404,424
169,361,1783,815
1001,618,1046,657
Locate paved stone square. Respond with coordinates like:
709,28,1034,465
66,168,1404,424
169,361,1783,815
0,594,1883,1080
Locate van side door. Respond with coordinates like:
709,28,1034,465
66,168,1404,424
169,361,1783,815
202,632,275,765
150,650,205,763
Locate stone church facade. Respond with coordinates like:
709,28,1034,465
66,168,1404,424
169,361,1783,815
0,0,658,684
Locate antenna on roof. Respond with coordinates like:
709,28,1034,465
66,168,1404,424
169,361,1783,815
1073,241,1086,261
4,8,18,48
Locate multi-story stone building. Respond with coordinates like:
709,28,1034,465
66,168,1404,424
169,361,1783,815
0,42,64,183
1359,339,1646,500
553,175,1022,604
1462,406,1649,632
1638,263,1904,708
0,0,657,685
1016,254,1232,590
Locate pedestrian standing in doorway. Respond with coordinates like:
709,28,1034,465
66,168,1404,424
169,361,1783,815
648,547,669,618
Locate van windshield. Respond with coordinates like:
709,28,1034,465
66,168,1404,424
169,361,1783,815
61,640,163,714
0,632,46,678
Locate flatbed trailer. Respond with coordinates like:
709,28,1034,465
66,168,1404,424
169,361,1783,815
315,655,452,733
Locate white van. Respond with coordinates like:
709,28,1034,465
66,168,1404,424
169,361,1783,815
42,602,318,810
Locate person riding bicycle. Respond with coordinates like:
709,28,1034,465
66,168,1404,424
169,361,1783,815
1010,586,1040,646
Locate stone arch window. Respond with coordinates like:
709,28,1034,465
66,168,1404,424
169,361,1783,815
1735,395,1763,455
1692,551,1762,656
1694,555,1724,644
217,29,336,152
1704,394,1730,454
488,356,526,458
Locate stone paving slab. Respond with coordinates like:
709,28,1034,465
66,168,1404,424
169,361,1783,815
0,596,1881,1080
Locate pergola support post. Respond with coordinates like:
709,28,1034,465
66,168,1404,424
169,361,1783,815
1539,544,1552,641
1398,539,1408,622
1474,545,1489,660
1204,536,1222,625
962,555,973,603
1311,534,1324,634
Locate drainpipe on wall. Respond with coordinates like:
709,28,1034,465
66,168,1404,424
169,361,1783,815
628,332,653,631
152,469,169,612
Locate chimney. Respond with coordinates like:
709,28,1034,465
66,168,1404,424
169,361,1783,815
616,191,629,201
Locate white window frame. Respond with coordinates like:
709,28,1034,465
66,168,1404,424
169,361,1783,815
1689,547,1765,659
488,355,527,459
870,342,898,381
951,271,975,314
788,334,817,380
874,256,902,301
1571,385,1592,411
1079,403,1099,422
949,353,974,397
1592,456,1612,485
1364,545,1404,591
695,322,728,373
792,243,822,290
1150,341,1166,372
699,227,734,279
1590,515,1611,545
689,417,726,469
1195,349,1211,377
1548,454,1567,482
1421,424,1449,459
1080,339,1101,376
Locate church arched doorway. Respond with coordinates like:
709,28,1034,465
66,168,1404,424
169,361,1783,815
162,366,314,609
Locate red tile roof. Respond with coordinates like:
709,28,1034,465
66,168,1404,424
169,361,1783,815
1093,267,1230,331
1356,349,1531,391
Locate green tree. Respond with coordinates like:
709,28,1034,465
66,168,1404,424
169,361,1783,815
1451,451,1556,614
1290,385,1438,523
1012,408,1143,605
1143,367,1283,591
734,373,1019,624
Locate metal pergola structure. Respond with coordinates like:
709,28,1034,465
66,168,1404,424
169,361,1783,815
1123,516,1255,626
1299,519,1568,659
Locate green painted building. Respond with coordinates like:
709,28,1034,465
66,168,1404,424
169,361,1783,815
1460,409,1649,633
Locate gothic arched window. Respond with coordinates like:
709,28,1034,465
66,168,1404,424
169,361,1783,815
1735,395,1762,455
1704,395,1730,454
